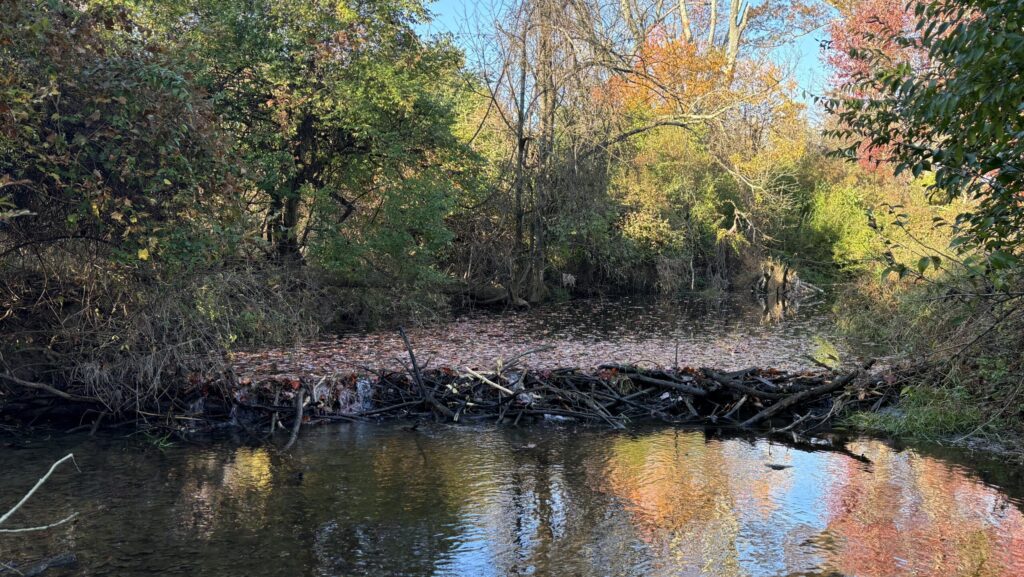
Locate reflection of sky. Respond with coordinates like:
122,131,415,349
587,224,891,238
4,425,1024,576
733,444,833,577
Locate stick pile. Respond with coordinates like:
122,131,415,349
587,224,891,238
234,363,867,438
1,329,880,440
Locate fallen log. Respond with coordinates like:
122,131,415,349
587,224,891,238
739,370,859,428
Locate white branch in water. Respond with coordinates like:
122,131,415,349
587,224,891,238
0,512,79,533
0,453,79,533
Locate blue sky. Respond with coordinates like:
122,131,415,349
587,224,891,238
417,0,834,116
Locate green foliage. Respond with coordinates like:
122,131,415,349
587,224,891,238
825,0,1024,280
806,185,879,271
845,384,988,438
0,0,236,265
810,336,842,369
141,0,474,291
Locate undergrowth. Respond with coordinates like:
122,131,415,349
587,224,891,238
836,274,1024,442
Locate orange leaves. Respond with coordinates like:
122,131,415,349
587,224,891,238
601,32,787,121
605,37,730,115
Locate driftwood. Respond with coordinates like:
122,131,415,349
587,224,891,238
0,553,78,577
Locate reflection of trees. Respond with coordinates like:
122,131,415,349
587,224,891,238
600,430,744,577
175,448,275,539
153,430,1024,577
823,440,1024,577
8,427,1024,576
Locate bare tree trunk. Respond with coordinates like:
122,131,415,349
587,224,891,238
678,0,693,43
726,0,750,78
708,0,718,45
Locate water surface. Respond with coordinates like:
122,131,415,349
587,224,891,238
3,424,1023,576
236,295,840,378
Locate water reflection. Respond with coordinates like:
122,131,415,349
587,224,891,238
2,426,1023,576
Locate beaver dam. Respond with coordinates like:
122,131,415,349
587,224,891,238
221,344,876,448
4,298,1024,577
1,298,885,443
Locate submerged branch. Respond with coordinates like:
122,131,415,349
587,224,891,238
0,454,78,533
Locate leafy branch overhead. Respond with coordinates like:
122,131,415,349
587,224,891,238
825,0,1024,278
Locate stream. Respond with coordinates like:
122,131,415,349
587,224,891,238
2,425,1023,576
3,296,1024,576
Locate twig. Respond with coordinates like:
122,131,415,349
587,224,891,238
269,389,281,433
702,369,788,400
283,389,305,450
501,345,555,369
0,453,78,533
0,373,91,403
722,395,748,421
464,368,515,395
399,327,455,419
0,512,79,534
624,373,707,396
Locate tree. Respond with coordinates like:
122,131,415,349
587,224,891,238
826,0,927,169
457,0,828,299
0,0,231,264
825,0,1024,280
827,0,924,88
143,0,472,286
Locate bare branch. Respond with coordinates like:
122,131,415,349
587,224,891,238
0,454,78,533
0,373,91,403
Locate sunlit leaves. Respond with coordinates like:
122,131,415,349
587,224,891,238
825,0,1024,284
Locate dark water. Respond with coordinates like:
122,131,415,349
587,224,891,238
3,424,1024,576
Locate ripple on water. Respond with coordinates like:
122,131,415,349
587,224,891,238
2,424,1023,576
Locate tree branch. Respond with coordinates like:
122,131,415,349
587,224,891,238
0,373,91,403
0,454,78,533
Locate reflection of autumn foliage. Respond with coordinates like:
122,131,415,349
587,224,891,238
824,440,1024,577
599,432,803,576
602,432,743,576
599,431,1024,577
175,448,275,539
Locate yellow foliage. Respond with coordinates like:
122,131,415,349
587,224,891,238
622,210,685,251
